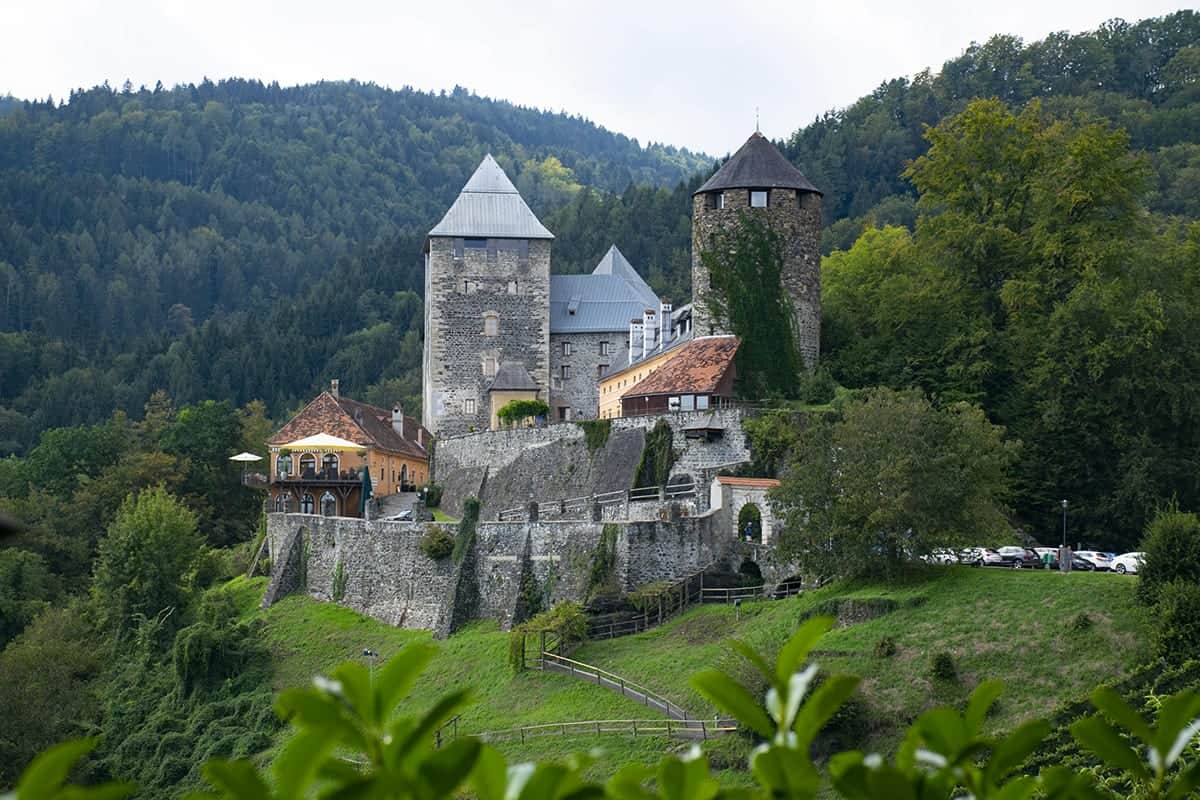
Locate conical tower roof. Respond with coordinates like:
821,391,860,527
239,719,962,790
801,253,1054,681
429,154,554,239
694,132,820,195
591,245,658,306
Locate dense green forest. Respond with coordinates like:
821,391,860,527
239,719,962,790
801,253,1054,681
0,79,710,452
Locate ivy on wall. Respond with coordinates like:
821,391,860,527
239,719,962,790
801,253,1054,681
633,419,676,488
700,211,802,399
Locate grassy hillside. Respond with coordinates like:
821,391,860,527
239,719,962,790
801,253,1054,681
574,567,1150,751
223,577,731,781
226,565,1148,782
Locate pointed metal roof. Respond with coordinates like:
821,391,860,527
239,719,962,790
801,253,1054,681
428,154,554,239
591,245,658,306
695,132,820,195
488,361,540,392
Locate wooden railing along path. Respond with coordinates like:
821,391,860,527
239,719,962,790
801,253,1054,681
474,717,737,744
539,652,695,721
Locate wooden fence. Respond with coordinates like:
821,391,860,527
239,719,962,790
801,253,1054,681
540,652,693,720
474,717,737,743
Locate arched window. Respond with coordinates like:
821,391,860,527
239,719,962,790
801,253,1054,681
280,493,292,513
401,464,408,489
301,493,315,514
276,453,292,477
322,453,339,476
274,494,284,512
320,492,336,517
299,454,316,477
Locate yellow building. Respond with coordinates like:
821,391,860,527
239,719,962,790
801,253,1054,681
598,343,686,419
488,361,544,430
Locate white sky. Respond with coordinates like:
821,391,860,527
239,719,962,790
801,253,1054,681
0,0,1186,155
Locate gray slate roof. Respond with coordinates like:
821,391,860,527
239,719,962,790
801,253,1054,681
550,245,660,334
489,361,540,392
429,155,554,239
695,132,820,195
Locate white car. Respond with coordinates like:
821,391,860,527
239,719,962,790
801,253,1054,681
959,547,1006,567
1110,552,1145,575
922,548,959,565
1075,551,1113,571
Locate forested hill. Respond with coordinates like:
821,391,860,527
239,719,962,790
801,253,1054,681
0,80,709,453
789,10,1200,250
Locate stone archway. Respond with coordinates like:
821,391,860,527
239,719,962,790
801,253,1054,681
738,502,763,544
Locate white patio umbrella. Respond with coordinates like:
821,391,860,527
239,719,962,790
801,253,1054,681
228,451,264,481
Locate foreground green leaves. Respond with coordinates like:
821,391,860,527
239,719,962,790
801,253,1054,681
14,617,1200,799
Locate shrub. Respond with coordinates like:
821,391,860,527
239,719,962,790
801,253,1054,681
1137,506,1200,606
331,559,347,602
422,483,444,508
873,635,897,658
797,366,837,405
419,526,455,560
1154,580,1200,662
1071,612,1093,631
931,651,957,682
627,580,674,613
496,399,549,427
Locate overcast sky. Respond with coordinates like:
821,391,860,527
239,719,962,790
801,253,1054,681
0,0,1186,155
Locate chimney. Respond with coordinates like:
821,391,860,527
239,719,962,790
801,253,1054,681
660,299,673,347
418,427,424,448
642,309,656,359
391,404,404,436
629,318,643,365
330,379,340,399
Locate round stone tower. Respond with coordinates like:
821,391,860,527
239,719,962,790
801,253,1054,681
691,132,822,368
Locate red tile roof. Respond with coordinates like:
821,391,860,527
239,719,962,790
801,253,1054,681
267,392,429,461
622,336,739,398
716,476,780,488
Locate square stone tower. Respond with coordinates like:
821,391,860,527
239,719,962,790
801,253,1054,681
691,132,823,369
423,155,553,436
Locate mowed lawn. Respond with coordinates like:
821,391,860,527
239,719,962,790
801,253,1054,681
574,566,1151,751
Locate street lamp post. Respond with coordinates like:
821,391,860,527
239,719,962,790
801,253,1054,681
1061,499,1068,548
363,648,378,688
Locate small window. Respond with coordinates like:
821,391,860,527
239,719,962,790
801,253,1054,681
507,280,518,294
562,341,573,356
599,341,610,356
484,357,497,377
707,192,725,210
750,190,768,208
598,364,608,377
301,493,315,514
464,237,487,249
276,453,292,477
561,365,571,380
483,314,499,336
696,395,710,410
558,407,569,421
464,398,476,415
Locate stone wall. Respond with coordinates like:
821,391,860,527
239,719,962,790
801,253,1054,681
262,509,740,632
691,188,822,369
433,408,751,519
423,237,551,437
549,331,628,420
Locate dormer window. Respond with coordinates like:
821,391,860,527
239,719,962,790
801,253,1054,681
750,190,768,208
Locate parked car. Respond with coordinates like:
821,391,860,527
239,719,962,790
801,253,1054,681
385,509,413,522
1070,554,1097,571
1075,551,1113,571
922,549,959,565
996,546,1042,569
959,547,1006,567
1110,552,1145,575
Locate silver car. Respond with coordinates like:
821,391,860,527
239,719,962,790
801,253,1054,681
1075,551,1113,571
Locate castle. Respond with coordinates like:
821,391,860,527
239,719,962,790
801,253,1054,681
421,133,822,437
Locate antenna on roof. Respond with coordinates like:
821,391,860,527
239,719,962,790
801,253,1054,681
755,107,760,134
